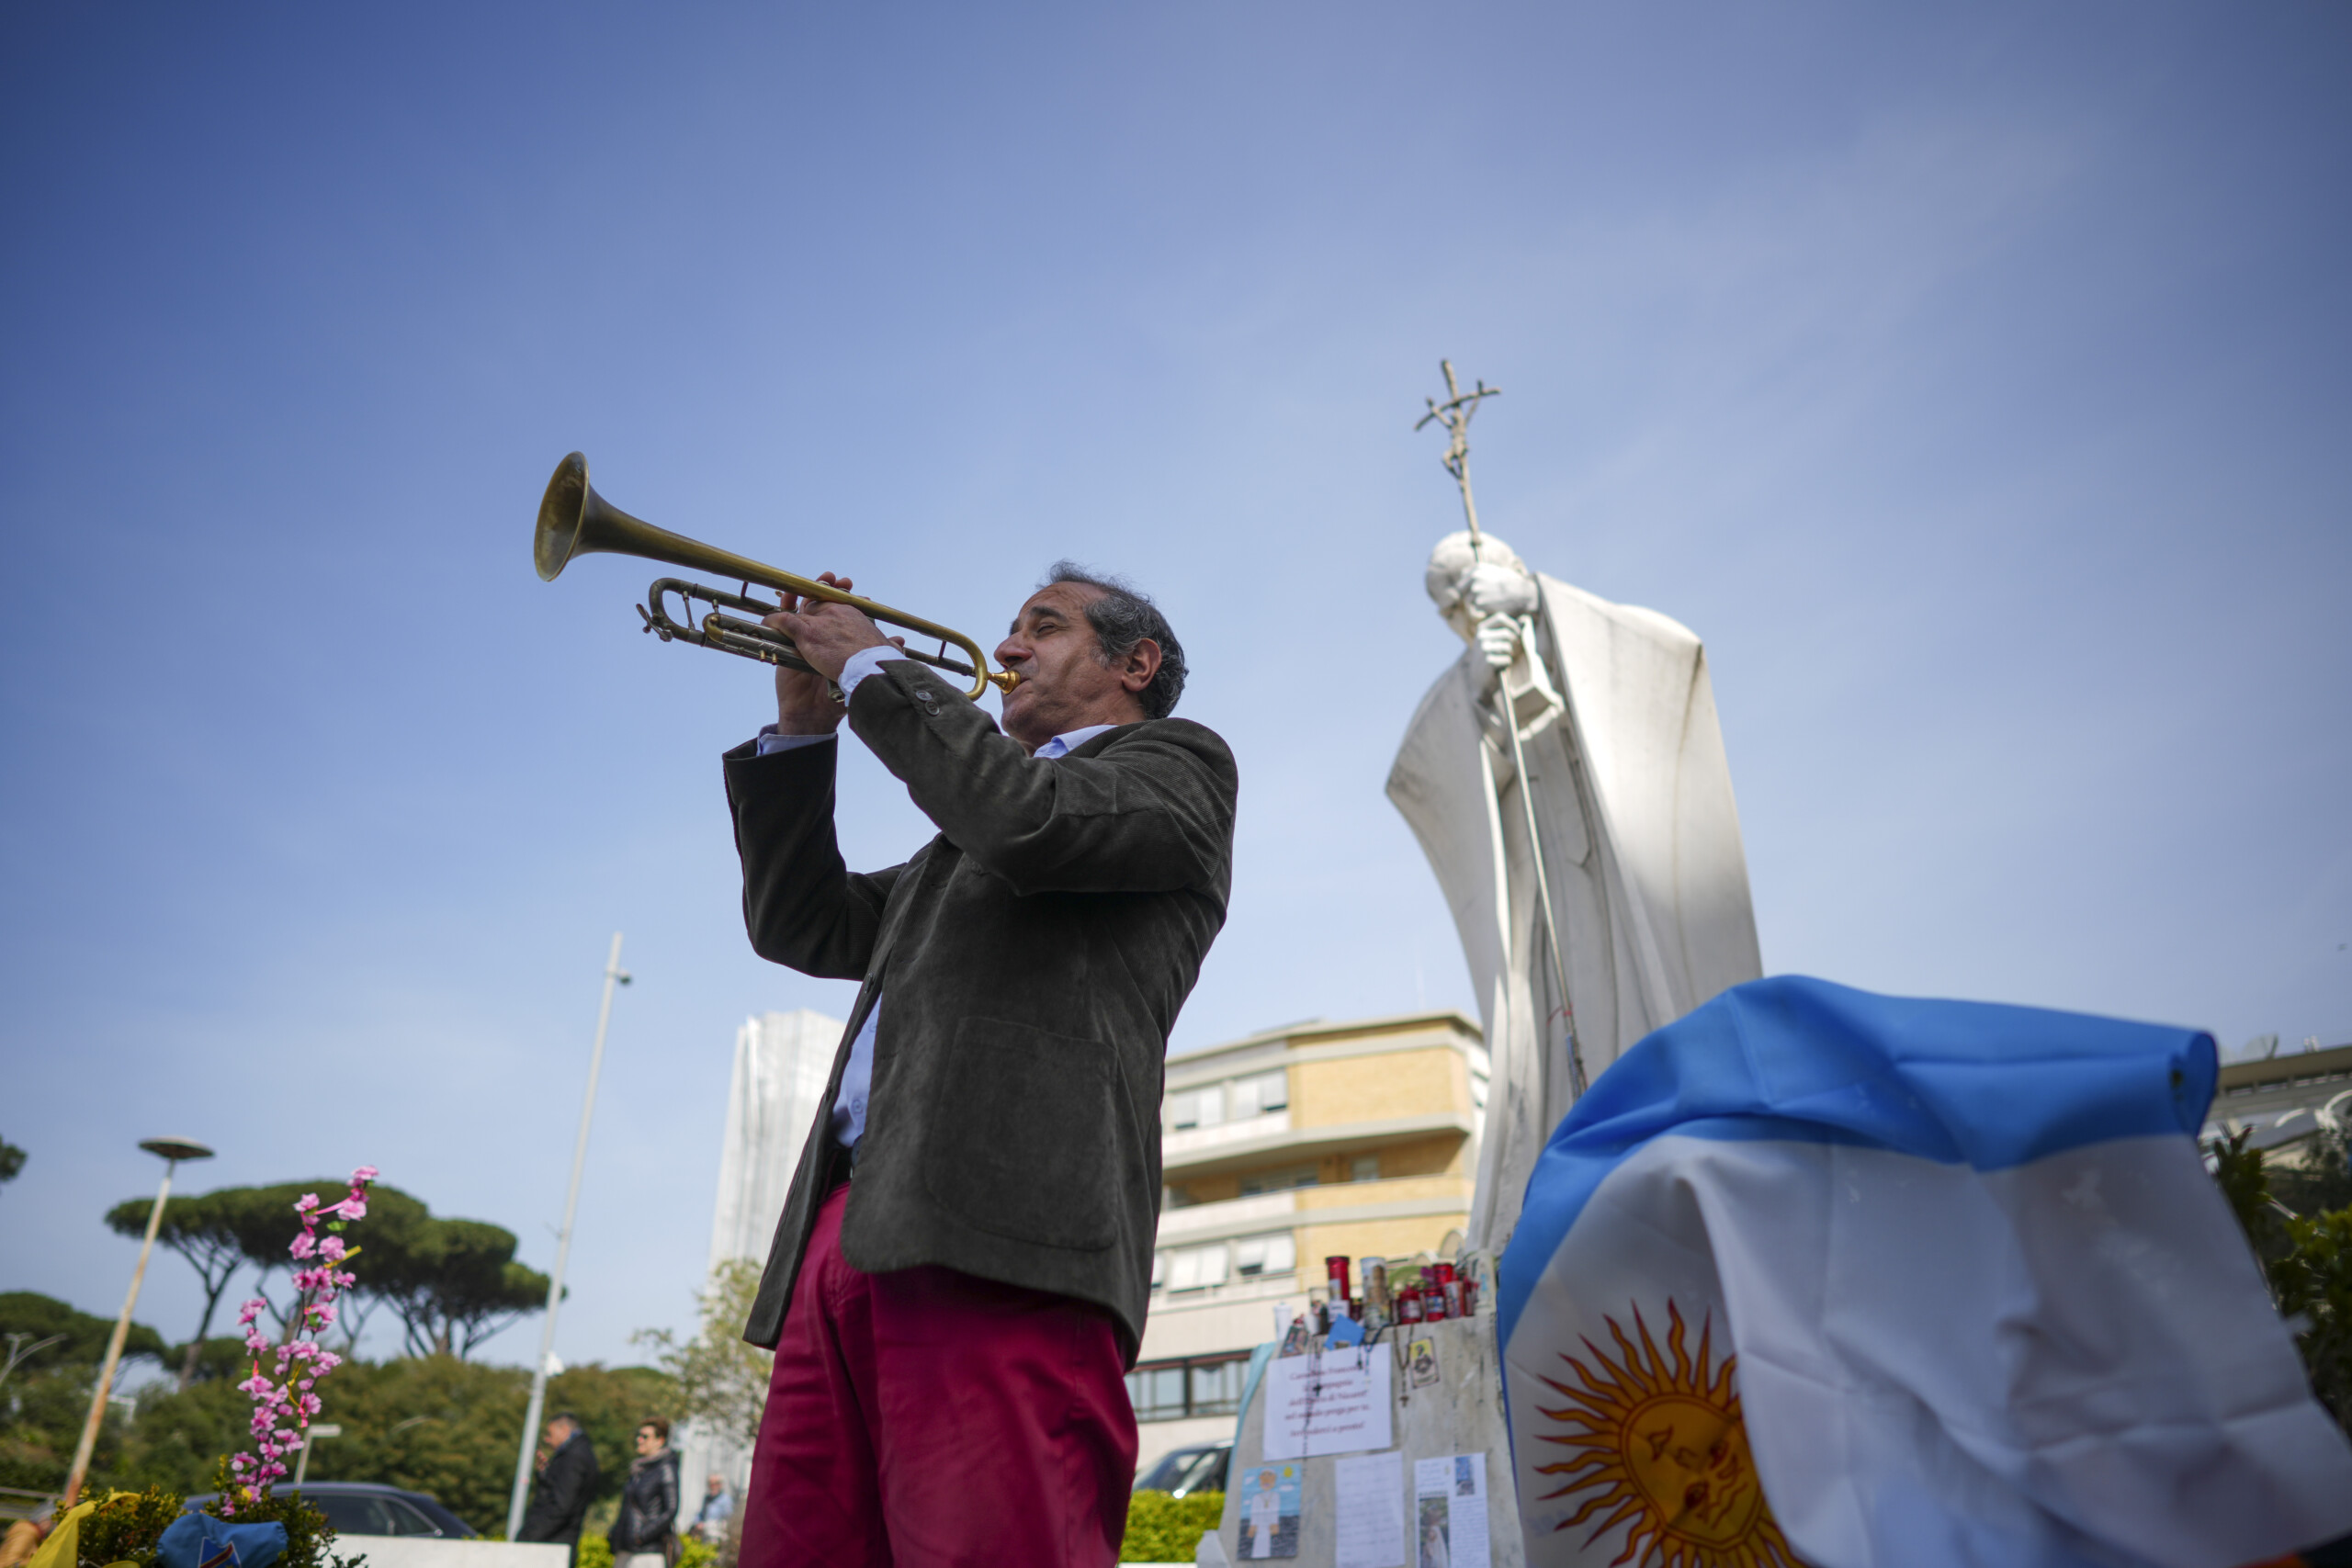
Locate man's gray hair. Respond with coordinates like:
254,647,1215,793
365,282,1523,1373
1044,561,1187,720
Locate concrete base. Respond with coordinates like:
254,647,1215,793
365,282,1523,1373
1211,1314,1522,1567
336,1541,570,1568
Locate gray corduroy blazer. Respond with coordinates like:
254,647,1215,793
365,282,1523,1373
723,658,1238,1360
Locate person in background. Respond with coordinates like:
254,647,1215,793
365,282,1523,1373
517,1412,600,1567
609,1416,682,1568
689,1473,734,1544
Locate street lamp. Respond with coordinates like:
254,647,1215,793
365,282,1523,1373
63,1136,214,1506
505,934,630,1540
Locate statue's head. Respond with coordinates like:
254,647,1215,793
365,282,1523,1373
1425,530,1538,643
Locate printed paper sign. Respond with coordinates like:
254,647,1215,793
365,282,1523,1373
1334,1450,1406,1568
1262,1350,1395,1459
1233,1460,1302,1560
1406,1337,1442,1388
1412,1452,1491,1568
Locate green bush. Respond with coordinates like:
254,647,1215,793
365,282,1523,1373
1120,1490,1221,1563
2211,1128,2352,1433
107,1356,676,1534
73,1487,187,1568
578,1532,718,1568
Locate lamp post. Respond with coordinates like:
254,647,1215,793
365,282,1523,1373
63,1136,214,1507
505,933,630,1540
292,1422,342,1489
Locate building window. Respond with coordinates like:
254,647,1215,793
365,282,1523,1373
1351,1155,1380,1182
1157,1242,1229,1293
1169,1086,1225,1132
1189,1357,1249,1416
1238,1164,1318,1198
1231,1069,1289,1118
1233,1232,1297,1279
1126,1354,1253,1423
1126,1362,1188,1422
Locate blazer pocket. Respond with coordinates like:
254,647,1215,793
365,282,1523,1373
923,1015,1125,1251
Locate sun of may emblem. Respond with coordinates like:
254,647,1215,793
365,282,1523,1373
1530,1301,1801,1567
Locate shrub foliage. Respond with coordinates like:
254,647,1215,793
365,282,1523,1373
1120,1490,1223,1563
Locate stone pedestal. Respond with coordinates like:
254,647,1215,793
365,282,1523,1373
1205,1314,1524,1567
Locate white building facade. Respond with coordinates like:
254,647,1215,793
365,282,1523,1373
677,1008,842,1524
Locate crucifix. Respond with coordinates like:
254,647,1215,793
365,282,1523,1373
1415,359,1502,546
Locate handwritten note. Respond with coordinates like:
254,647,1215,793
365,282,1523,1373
1261,1350,1394,1459
1333,1449,1405,1568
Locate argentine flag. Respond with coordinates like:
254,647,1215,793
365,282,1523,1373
1498,976,2352,1568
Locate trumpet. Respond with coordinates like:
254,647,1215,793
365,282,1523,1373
533,452,1016,701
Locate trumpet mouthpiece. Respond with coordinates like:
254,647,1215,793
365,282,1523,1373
988,669,1022,694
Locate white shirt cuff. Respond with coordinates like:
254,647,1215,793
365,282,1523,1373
752,728,837,756
838,644,897,696
752,647,902,754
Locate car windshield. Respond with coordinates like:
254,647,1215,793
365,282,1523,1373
1170,1446,1228,1496
1135,1444,1229,1495
308,1494,437,1537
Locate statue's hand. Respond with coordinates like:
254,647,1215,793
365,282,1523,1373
1464,561,1539,619
1476,614,1521,670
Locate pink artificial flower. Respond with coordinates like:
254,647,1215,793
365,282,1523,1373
237,1300,264,1326
351,1166,379,1183
318,1235,347,1262
293,1193,321,1213
289,1233,317,1259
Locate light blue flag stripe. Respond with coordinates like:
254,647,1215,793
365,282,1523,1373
1498,975,2218,1355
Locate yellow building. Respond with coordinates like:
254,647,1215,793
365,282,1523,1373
1127,1009,1487,1469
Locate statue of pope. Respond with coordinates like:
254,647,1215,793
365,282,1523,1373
1388,531,1763,1250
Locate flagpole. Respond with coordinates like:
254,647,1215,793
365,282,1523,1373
505,933,629,1540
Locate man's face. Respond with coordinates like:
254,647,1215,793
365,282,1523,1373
992,582,1155,751
707,1475,724,1495
543,1419,571,1448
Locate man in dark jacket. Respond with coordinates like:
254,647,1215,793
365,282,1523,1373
728,564,1237,1568
517,1413,599,1566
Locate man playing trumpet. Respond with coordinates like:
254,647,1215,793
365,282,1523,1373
725,563,1238,1568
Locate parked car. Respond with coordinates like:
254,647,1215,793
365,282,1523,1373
183,1483,477,1539
1133,1439,1230,1497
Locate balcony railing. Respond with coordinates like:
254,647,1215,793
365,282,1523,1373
1149,1270,1301,1308
1162,1110,1289,1160
1157,1190,1297,1242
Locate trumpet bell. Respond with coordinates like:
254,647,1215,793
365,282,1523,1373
535,451,599,581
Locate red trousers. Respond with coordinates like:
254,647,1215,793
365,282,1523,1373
739,1183,1137,1568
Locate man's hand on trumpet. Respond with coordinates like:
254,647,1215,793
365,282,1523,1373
763,572,903,735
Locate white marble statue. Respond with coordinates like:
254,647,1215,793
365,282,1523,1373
1387,530,1762,1251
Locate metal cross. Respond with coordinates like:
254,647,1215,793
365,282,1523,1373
1415,359,1501,544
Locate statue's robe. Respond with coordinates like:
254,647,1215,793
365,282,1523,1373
1387,573,1763,1250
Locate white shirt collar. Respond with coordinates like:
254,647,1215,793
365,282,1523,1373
1035,723,1119,760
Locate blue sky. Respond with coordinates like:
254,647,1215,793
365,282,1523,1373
4,4,2346,1371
